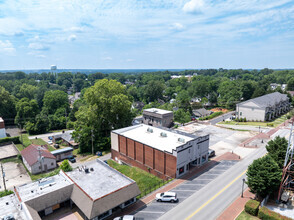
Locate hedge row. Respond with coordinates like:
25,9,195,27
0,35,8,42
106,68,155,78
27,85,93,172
0,190,13,198
245,199,260,216
200,111,223,120
258,207,292,220
0,136,20,144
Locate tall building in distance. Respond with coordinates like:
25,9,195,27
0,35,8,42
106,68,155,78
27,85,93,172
143,108,174,128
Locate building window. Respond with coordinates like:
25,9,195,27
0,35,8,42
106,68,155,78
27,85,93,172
179,166,184,174
98,210,111,220
124,198,135,207
51,162,54,166
240,112,242,116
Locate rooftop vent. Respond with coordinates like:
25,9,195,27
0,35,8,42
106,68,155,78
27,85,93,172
147,128,153,133
178,138,185,143
90,168,94,172
160,132,167,137
6,202,9,205
85,168,89,173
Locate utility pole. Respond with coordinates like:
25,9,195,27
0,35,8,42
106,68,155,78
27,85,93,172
19,123,23,147
241,178,245,198
1,163,6,191
91,129,94,155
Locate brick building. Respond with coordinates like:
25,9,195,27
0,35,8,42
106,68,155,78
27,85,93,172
0,117,6,138
111,124,209,179
143,108,174,128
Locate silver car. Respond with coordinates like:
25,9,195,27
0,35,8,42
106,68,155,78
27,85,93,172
156,192,178,203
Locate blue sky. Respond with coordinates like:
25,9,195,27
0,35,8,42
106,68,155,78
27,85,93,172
0,0,294,70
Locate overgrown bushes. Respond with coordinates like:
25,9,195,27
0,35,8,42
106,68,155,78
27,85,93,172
266,123,274,127
200,111,223,120
245,199,260,216
0,190,13,198
0,136,20,144
258,206,292,220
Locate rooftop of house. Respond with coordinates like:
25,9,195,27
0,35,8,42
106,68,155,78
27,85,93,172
16,172,73,202
193,108,213,116
237,92,289,108
51,147,73,155
0,194,30,220
20,145,56,166
143,108,173,115
65,159,135,201
113,124,198,153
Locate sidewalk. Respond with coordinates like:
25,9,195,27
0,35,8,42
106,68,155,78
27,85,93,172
217,188,255,220
109,152,240,219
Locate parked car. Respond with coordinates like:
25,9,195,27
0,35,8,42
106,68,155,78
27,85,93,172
54,144,59,148
96,151,102,156
156,192,178,203
48,136,53,140
113,215,135,220
67,155,76,163
47,140,53,145
208,149,215,158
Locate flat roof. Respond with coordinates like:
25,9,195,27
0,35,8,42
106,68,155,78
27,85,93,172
51,147,73,155
113,124,197,153
16,172,73,202
65,159,135,201
0,194,29,219
143,108,173,115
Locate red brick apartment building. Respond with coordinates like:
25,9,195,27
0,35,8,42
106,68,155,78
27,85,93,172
111,124,209,179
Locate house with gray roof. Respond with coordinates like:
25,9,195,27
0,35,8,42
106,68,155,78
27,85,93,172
53,131,79,148
236,92,290,121
192,108,213,118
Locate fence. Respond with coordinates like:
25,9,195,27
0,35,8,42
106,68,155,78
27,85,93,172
137,179,173,199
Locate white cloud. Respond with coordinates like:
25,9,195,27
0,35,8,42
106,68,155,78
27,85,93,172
68,34,77,41
65,27,84,32
28,42,50,50
102,56,113,60
0,40,15,54
126,59,134,62
183,0,204,14
171,22,184,31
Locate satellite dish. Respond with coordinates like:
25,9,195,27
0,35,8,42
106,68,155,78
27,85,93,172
51,65,57,70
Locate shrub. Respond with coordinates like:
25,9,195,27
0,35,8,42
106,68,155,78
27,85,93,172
267,123,274,127
286,115,291,119
60,160,73,172
0,190,13,198
0,136,21,144
244,117,247,122
245,199,260,216
258,206,292,220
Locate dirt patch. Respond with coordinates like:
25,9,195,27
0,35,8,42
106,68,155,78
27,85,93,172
210,108,229,113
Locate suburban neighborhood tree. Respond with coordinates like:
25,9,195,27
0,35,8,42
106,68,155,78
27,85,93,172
73,79,133,153
265,136,288,169
144,80,165,102
0,86,16,123
43,90,69,114
247,155,282,198
15,98,39,127
60,160,72,172
174,109,191,125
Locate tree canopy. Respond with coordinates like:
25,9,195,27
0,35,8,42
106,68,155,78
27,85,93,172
266,136,288,169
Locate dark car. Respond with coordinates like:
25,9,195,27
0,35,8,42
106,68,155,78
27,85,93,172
67,155,76,163
54,144,59,149
208,149,215,158
96,151,102,156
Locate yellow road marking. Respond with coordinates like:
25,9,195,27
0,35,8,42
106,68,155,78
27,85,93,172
185,170,247,220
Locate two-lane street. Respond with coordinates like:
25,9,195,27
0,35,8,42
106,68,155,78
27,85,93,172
158,146,267,220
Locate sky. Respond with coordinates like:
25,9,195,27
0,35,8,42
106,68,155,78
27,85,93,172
0,0,294,70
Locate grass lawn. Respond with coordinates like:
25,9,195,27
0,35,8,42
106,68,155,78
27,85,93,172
236,211,259,220
16,144,24,152
18,134,56,151
218,114,288,128
108,160,172,198
29,168,61,181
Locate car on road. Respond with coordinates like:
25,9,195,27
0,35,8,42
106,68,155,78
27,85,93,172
156,192,178,203
67,155,76,163
113,215,135,220
48,136,53,140
208,149,215,158
47,140,53,145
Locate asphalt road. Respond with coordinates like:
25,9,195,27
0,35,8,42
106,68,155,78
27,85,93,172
209,111,235,125
28,130,74,140
158,146,267,220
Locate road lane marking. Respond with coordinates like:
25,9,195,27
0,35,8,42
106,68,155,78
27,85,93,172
185,170,247,220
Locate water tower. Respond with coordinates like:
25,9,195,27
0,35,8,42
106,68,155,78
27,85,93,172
51,65,57,83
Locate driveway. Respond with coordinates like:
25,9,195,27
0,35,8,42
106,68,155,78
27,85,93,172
209,111,235,125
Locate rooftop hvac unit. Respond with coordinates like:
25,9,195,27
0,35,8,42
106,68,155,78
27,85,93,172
178,138,185,143
147,128,153,133
85,168,89,173
160,132,167,137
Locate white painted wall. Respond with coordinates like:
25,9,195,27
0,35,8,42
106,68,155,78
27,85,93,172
237,106,265,121
0,128,6,138
111,132,119,151
30,158,56,174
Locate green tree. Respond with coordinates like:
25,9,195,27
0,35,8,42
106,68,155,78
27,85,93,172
286,77,294,91
18,83,38,99
251,87,266,98
15,98,39,127
176,90,191,112
73,79,134,153
174,109,191,125
0,86,17,123
25,113,49,135
247,155,282,198
43,90,69,114
217,80,242,109
265,136,288,169
60,159,73,172
144,80,165,102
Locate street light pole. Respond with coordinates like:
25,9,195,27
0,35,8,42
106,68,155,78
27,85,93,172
241,178,245,198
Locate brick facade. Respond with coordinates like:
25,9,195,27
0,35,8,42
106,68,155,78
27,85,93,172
0,120,4,129
112,134,177,179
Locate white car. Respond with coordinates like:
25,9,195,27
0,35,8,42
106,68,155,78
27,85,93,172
113,215,134,220
156,192,178,203
47,140,53,145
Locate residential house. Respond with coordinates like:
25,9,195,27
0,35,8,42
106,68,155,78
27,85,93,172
53,131,79,148
0,117,6,138
21,144,56,174
192,108,213,118
143,108,173,128
236,92,290,121
111,124,209,179
51,147,73,162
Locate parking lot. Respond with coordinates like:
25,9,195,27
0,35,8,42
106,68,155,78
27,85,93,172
177,124,255,158
134,160,238,220
0,143,19,160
